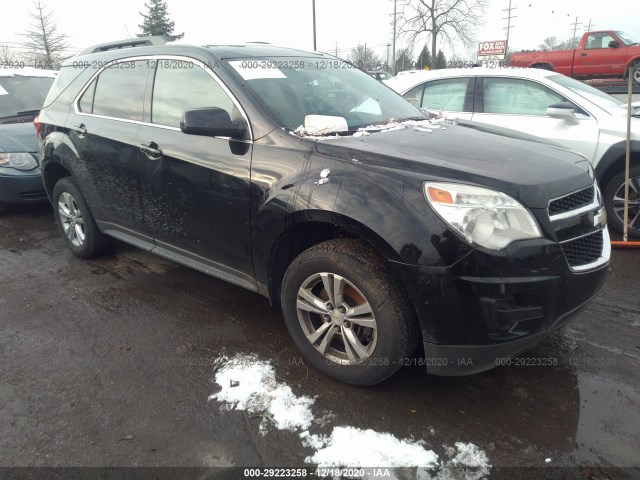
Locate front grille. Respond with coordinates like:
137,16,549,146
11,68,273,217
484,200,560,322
562,230,604,267
549,186,595,216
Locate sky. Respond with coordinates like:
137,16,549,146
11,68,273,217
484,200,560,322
2,0,639,63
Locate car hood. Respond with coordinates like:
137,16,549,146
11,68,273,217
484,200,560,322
313,123,592,209
0,122,37,153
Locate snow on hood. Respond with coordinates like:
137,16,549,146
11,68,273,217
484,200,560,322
292,114,451,140
208,354,315,434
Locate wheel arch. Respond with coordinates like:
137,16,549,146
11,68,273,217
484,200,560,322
595,141,640,189
43,161,72,202
266,211,403,306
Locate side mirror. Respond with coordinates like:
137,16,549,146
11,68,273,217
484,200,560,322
547,102,579,126
180,107,247,139
608,40,620,48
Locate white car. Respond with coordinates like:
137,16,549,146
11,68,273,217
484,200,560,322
385,68,640,237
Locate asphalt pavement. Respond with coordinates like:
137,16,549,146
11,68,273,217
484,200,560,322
1,204,639,477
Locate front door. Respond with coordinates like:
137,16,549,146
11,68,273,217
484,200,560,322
137,58,255,287
472,76,600,162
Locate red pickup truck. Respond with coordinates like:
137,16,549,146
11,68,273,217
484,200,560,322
510,30,640,84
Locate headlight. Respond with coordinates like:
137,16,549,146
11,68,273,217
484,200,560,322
0,153,38,171
424,182,541,250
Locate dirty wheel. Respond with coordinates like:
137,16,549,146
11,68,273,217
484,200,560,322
281,239,419,386
53,177,114,258
603,166,640,238
632,62,640,86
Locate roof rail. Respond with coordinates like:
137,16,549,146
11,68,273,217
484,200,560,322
79,36,170,56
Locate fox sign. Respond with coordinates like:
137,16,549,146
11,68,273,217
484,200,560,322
478,40,507,59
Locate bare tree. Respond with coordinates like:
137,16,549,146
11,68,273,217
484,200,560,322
538,36,562,51
23,0,68,69
398,0,488,64
0,45,22,65
537,36,577,52
349,44,382,70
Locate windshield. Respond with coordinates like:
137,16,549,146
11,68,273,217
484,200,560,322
615,31,638,46
225,57,424,132
547,74,624,113
0,75,55,119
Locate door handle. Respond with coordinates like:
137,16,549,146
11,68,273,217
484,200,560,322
580,53,587,56
140,142,163,159
71,124,87,136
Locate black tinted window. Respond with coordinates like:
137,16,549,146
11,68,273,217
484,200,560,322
92,61,149,121
151,61,233,128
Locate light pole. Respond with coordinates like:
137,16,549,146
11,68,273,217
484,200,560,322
312,0,317,51
392,0,397,75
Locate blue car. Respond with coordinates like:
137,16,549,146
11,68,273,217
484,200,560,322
0,68,56,213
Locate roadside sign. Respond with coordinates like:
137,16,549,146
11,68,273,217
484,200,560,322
478,40,507,60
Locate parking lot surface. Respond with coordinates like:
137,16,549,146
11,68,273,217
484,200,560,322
1,204,639,476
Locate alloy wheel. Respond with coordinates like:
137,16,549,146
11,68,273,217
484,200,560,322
295,272,378,365
58,192,85,247
612,175,640,232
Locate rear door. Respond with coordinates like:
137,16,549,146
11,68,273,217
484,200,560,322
405,77,474,121
471,76,600,161
68,60,153,245
136,57,255,288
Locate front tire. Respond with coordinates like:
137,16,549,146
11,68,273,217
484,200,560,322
281,239,419,386
53,177,114,258
603,166,640,238
630,61,640,86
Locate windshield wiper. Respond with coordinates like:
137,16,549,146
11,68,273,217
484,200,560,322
16,109,41,116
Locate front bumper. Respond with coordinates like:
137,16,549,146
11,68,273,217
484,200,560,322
0,167,47,204
391,235,609,376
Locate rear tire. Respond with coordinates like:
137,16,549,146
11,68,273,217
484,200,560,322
603,166,640,238
53,177,114,258
0,202,8,215
281,239,420,386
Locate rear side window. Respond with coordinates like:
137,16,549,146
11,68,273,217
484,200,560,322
422,78,470,112
151,61,234,128
88,61,150,121
43,66,79,108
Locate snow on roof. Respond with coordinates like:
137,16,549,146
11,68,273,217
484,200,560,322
0,67,58,78
385,67,556,94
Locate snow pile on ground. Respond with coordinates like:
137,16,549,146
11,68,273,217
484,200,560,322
300,426,439,469
209,355,491,479
417,442,491,480
209,355,315,433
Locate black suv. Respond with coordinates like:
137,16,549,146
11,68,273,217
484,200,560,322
37,37,609,385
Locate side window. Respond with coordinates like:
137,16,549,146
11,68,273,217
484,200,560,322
151,61,234,128
92,61,149,121
585,33,616,50
422,78,469,112
78,78,96,113
403,84,424,107
482,78,565,116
